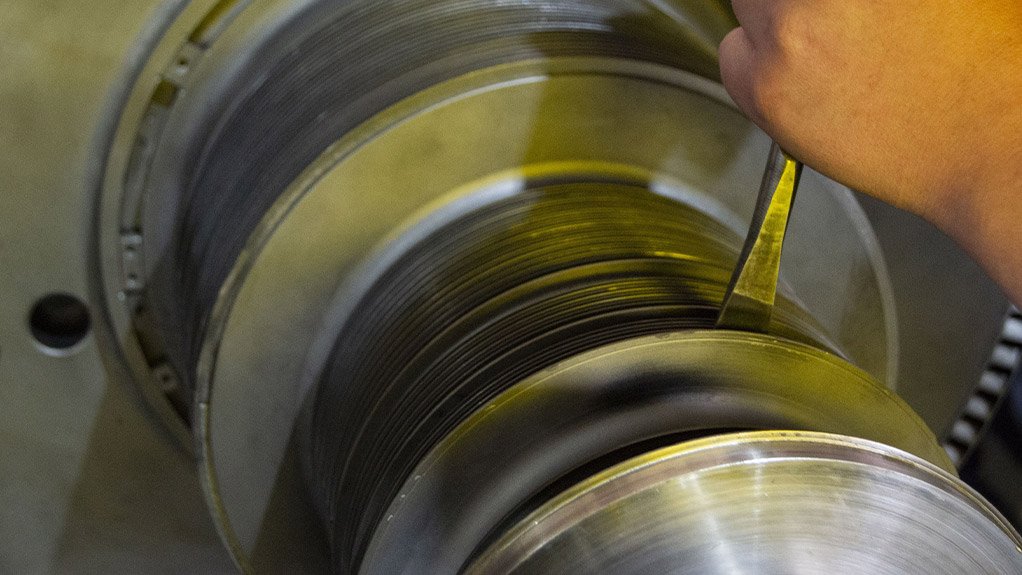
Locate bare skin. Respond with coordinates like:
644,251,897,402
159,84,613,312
718,0,1022,304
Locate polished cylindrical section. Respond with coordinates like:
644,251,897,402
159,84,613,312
467,432,1022,574
358,330,953,574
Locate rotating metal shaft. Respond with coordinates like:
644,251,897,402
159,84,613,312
99,0,1022,573
468,432,1022,574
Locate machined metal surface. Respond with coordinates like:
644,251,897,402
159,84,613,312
0,0,237,572
1,0,1019,573
305,181,829,573
135,0,737,402
361,331,951,575
187,61,898,570
467,431,1022,574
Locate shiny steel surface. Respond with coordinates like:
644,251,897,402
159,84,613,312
80,1,995,574
1,0,1019,573
77,0,1013,574
96,1,751,568
467,431,1022,574
717,143,803,332
303,178,832,573
139,0,736,402
361,331,951,575
190,60,900,573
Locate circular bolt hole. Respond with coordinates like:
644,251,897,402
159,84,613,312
29,293,91,352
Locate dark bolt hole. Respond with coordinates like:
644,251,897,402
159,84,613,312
29,293,91,351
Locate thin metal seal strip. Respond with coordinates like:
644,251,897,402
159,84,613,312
717,142,803,332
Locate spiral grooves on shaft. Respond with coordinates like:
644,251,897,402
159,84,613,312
304,181,825,571
146,0,734,399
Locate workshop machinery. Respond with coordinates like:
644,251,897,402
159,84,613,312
2,1,1022,573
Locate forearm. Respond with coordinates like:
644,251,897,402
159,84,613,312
718,0,1022,304
942,139,1022,307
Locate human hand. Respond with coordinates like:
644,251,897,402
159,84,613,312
718,0,1022,302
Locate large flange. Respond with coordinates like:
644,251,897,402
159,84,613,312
362,330,951,574
468,430,1022,574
